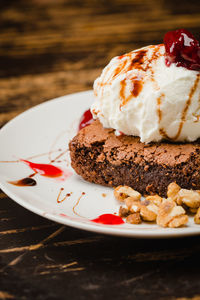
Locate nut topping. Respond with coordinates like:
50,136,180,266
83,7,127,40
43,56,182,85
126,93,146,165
114,182,200,228
167,182,181,203
126,213,141,224
114,185,141,202
194,207,200,224
177,189,200,208
156,201,188,228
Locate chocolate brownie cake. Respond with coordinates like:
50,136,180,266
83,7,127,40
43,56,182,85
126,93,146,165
70,30,200,197
69,120,200,197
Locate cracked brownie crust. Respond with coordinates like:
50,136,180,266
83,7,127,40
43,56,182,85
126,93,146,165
69,120,200,196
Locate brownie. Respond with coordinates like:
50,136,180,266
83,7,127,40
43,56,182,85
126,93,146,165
69,120,200,196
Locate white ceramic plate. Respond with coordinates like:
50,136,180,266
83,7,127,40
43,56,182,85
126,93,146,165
1,90,200,238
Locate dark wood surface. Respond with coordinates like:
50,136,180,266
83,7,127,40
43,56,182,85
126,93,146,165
1,1,200,299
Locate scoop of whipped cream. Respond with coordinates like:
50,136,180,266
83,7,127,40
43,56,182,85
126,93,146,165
91,44,200,143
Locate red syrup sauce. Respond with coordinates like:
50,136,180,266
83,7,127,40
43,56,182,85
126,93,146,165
79,109,93,130
20,159,63,178
164,29,200,70
91,214,124,225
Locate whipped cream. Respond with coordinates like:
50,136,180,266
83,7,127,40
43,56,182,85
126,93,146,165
91,44,200,143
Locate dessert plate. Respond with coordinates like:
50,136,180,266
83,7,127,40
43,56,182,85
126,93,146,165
0,91,200,238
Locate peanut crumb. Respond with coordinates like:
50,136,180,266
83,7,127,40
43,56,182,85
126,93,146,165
126,213,141,224
114,185,141,202
194,207,200,224
119,206,129,218
114,181,198,228
156,201,188,228
177,189,200,208
140,205,157,222
167,182,181,203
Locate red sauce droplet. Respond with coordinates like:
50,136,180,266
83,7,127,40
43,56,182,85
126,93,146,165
20,159,63,178
164,29,200,70
79,109,93,130
60,213,67,217
9,177,37,186
91,214,124,225
119,131,124,135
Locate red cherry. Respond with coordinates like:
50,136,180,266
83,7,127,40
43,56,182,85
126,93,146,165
78,109,93,131
164,29,200,71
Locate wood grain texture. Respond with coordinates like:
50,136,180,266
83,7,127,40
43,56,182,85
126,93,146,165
0,0,200,299
0,0,200,126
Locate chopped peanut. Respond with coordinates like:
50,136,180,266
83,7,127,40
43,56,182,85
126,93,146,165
177,189,200,208
168,215,188,228
119,206,129,218
115,183,200,228
157,200,188,228
139,197,161,221
125,197,141,212
140,204,157,221
145,195,162,206
114,185,141,202
194,207,200,224
126,213,141,224
167,182,181,203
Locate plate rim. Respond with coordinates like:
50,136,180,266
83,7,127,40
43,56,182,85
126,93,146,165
1,90,200,239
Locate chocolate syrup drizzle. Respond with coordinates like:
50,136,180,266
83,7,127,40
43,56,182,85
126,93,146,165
118,45,162,108
9,176,37,187
72,192,85,217
157,73,200,141
57,187,72,203
95,44,200,141
95,45,163,109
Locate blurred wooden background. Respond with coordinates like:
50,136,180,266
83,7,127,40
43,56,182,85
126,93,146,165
0,1,200,299
1,0,200,127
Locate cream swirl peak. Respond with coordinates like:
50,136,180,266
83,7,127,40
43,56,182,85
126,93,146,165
91,44,200,143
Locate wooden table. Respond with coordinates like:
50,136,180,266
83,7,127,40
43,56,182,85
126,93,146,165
0,1,200,299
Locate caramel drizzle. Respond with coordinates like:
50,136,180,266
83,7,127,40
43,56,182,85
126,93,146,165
119,50,147,107
120,76,143,107
158,74,200,141
0,149,61,164
97,49,146,99
72,192,85,217
156,93,164,123
97,58,129,98
50,149,68,163
157,94,170,141
120,78,126,105
57,188,71,203
193,92,200,122
119,45,162,107
148,45,162,90
95,45,163,109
